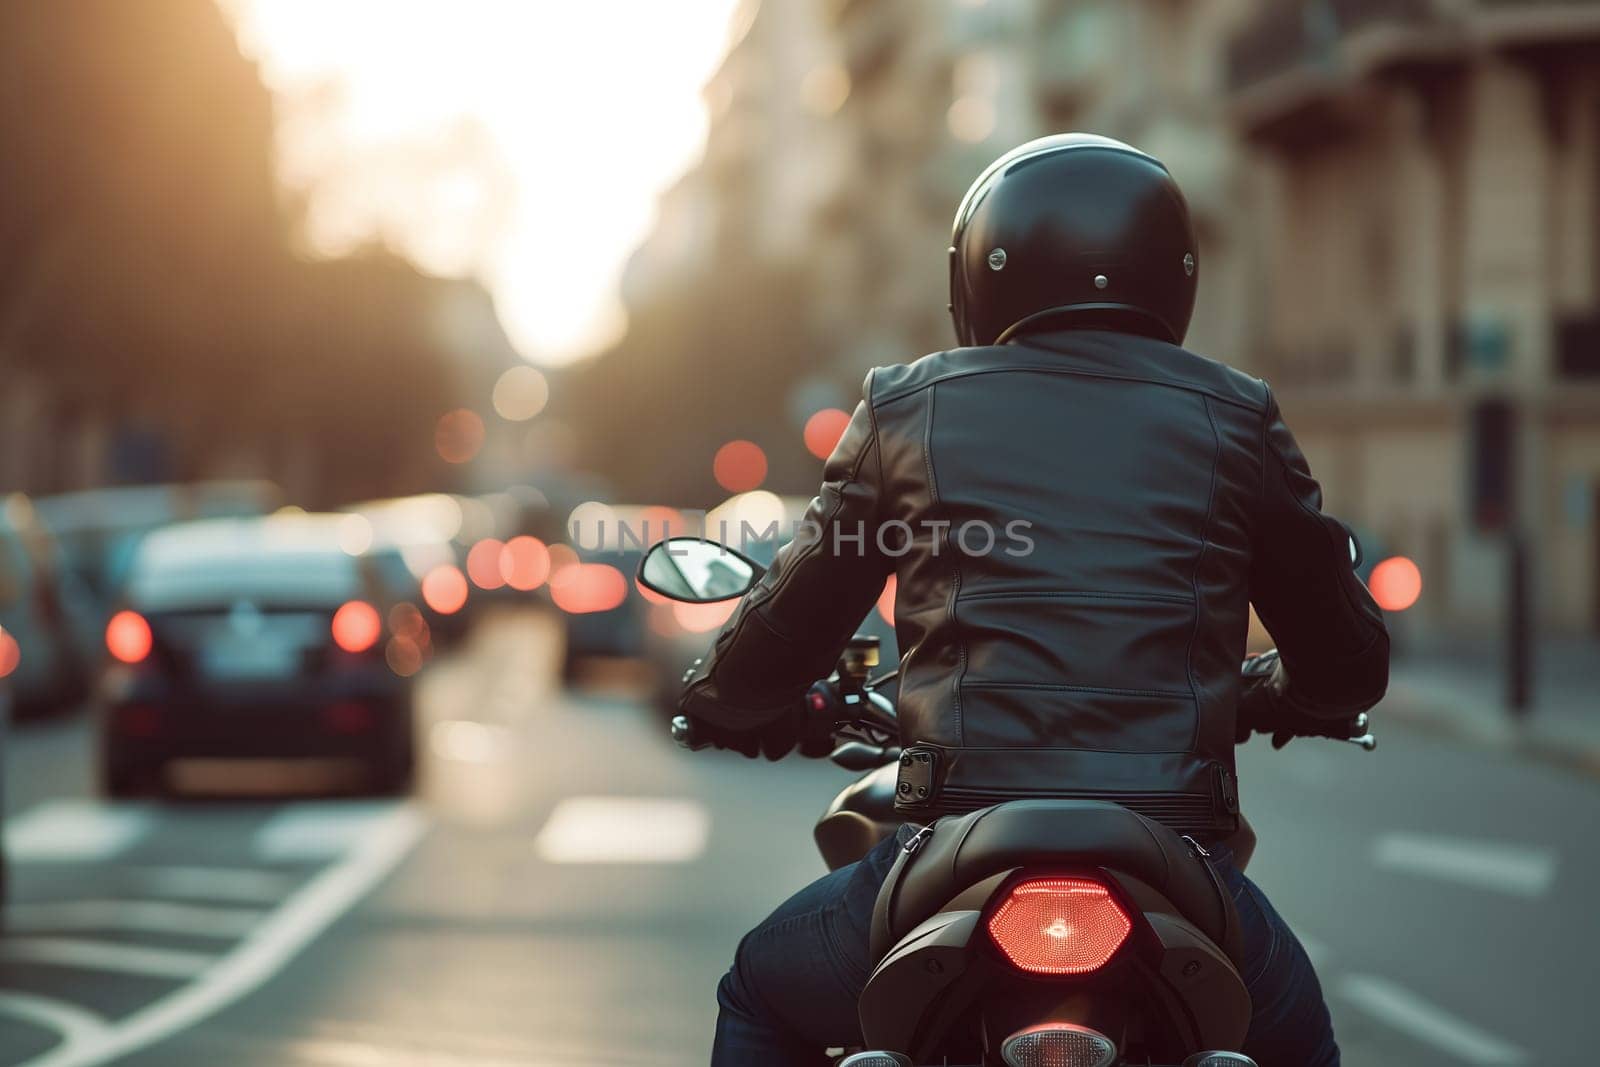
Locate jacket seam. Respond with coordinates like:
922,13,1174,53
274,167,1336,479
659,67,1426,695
960,681,1195,699
876,362,1265,414
958,590,1194,605
1185,394,1220,752
865,367,886,493
923,383,964,745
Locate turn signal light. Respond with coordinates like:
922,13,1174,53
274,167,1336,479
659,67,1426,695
106,611,154,665
1001,1023,1117,1067
987,877,1132,975
331,601,382,654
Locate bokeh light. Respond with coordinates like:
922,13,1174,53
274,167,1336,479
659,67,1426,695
492,365,550,421
1370,556,1423,613
386,635,425,677
713,440,767,493
550,563,628,614
877,574,897,627
421,564,470,615
468,538,507,590
337,513,374,556
435,409,486,464
500,536,552,591
106,611,154,664
674,599,739,633
0,628,19,679
804,408,852,460
331,601,382,653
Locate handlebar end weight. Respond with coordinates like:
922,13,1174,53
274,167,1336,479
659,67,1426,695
670,715,697,749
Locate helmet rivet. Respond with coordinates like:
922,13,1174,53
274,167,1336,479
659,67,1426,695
987,248,1007,271
1184,252,1195,277
1093,274,1109,290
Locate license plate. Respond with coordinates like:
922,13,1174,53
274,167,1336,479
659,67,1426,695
201,640,299,680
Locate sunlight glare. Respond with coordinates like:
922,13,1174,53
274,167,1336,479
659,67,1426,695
224,0,742,364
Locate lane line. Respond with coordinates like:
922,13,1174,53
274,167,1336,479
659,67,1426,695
1339,975,1528,1064
4,802,152,863
534,797,709,865
13,803,425,1067
1373,832,1557,898
0,939,216,980
0,993,110,1048
4,901,266,939
253,801,408,862
123,866,299,904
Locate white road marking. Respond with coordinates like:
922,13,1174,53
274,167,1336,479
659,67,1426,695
13,802,425,1067
253,801,407,862
125,866,299,904
0,993,109,1048
534,796,709,865
4,802,152,863
1373,832,1557,898
4,901,265,939
1339,974,1529,1064
0,939,216,980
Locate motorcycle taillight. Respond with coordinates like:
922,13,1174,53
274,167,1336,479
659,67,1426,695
986,876,1132,976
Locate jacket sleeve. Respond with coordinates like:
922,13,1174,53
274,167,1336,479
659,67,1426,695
1247,385,1390,716
681,384,894,730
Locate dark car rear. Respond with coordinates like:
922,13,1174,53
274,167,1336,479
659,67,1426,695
97,516,414,797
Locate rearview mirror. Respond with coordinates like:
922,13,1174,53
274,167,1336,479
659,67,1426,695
637,538,765,603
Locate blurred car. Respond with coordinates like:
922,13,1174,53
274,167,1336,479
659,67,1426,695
97,514,415,797
556,503,665,681
0,494,97,715
344,495,475,646
35,480,282,620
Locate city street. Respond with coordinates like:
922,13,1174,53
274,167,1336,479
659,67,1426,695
0,612,1589,1066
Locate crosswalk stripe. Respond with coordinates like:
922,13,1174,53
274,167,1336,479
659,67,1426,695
1340,974,1528,1064
0,939,217,980
4,901,266,939
4,802,153,863
1373,833,1557,898
253,801,404,862
534,797,710,865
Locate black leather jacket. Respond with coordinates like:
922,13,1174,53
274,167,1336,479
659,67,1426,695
684,329,1389,838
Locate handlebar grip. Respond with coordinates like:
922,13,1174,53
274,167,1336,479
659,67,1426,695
670,715,697,749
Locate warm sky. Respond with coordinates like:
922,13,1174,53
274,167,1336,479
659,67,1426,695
224,0,744,365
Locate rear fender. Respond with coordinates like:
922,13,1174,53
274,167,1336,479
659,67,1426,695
858,910,981,1053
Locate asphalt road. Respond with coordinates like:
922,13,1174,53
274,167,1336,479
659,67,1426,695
0,611,1589,1065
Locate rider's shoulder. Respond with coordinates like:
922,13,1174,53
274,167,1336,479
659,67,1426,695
864,347,994,408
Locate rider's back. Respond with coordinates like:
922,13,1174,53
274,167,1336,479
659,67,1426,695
870,328,1271,837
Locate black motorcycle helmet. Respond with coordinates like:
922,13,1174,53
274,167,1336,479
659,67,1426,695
948,133,1199,347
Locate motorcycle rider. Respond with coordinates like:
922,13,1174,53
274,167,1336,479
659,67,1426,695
680,133,1389,1067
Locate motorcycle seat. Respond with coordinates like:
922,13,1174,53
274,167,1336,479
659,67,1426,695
875,798,1241,964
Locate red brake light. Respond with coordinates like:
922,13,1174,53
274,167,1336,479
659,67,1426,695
987,877,1132,975
331,601,382,654
421,564,469,615
0,627,20,678
106,611,153,665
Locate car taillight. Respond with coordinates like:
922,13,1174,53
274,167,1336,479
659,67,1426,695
106,611,154,665
331,601,382,653
987,877,1132,976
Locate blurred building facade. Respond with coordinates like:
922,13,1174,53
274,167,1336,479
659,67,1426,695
612,0,1600,637
1227,0,1600,635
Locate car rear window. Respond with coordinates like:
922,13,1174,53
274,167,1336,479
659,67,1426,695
128,549,362,611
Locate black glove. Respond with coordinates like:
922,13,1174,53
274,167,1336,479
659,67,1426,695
1238,649,1362,749
677,659,833,761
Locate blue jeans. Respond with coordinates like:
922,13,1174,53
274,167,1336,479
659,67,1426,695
711,829,1339,1067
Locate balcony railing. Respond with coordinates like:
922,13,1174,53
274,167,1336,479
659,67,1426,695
1227,0,1600,104
1226,0,1435,95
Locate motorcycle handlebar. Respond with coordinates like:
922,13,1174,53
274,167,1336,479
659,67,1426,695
674,658,1376,754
